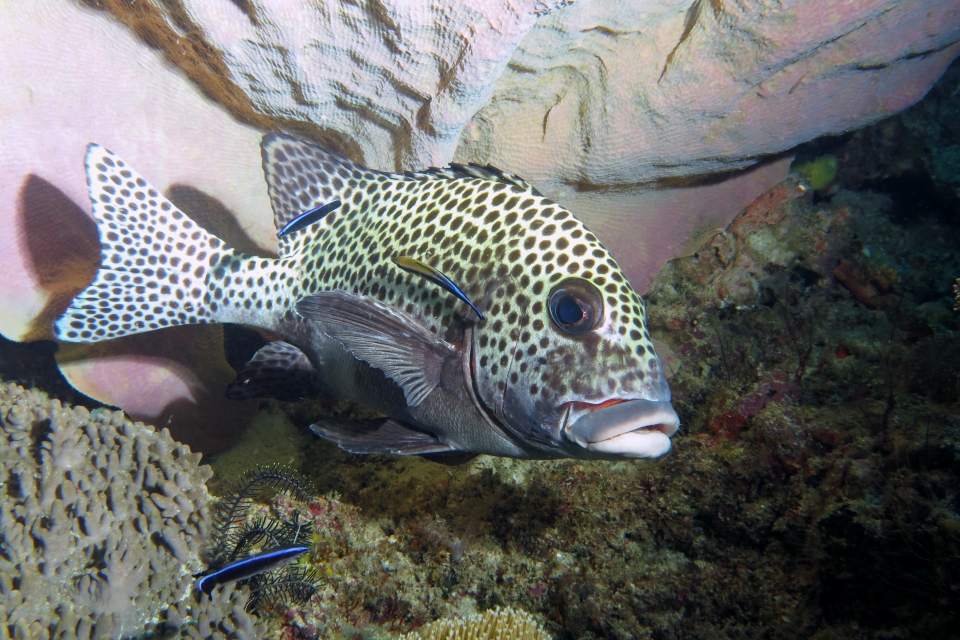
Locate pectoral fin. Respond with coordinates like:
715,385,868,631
296,290,456,407
310,419,458,456
225,341,325,401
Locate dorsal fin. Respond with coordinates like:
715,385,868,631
261,133,544,257
261,133,379,256
406,163,543,196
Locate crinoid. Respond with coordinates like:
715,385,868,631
201,464,322,613
245,564,323,613
212,463,316,562
225,514,303,562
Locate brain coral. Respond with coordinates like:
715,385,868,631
0,382,263,639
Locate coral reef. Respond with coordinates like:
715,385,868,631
206,464,321,613
400,606,549,640
0,382,265,639
0,14,958,640
164,583,264,640
199,60,960,639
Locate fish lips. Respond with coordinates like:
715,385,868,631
564,399,680,459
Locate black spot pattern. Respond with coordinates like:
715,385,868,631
260,135,663,411
58,137,665,417
55,146,245,341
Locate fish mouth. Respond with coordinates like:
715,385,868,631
563,399,680,459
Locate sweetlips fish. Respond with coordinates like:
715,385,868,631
55,134,680,462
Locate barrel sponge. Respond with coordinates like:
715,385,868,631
0,382,264,639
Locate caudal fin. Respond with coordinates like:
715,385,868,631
55,145,236,343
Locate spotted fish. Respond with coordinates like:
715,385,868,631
55,134,680,461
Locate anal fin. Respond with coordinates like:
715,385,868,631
310,419,458,456
226,340,325,401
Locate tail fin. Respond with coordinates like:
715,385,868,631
55,145,236,343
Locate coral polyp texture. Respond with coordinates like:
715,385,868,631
0,382,264,639
401,606,550,640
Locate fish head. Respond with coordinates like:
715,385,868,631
468,212,679,460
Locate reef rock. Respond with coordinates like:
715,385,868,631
90,0,960,184
462,0,960,187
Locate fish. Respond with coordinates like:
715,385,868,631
392,255,486,320
55,134,680,461
277,199,342,237
196,544,310,596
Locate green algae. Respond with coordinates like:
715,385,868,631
792,154,839,191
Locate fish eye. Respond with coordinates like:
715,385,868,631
548,278,603,335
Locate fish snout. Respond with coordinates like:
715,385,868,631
564,399,680,459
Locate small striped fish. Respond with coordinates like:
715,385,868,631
196,544,309,596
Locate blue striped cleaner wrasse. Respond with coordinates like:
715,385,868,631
55,134,679,462
196,544,309,596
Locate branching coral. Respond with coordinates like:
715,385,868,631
400,606,550,640
0,381,265,639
